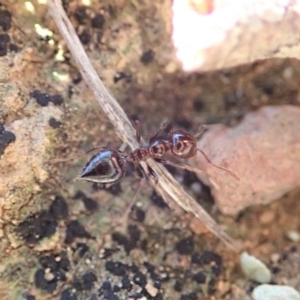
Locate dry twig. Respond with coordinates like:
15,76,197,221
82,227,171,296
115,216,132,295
48,0,240,250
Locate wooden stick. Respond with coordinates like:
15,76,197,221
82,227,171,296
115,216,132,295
48,0,240,250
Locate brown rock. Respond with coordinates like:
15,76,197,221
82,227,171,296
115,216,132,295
192,105,300,216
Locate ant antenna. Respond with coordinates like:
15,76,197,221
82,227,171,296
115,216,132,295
193,125,239,181
132,119,142,145
120,162,159,224
50,146,104,163
155,153,239,181
155,158,206,176
197,149,240,181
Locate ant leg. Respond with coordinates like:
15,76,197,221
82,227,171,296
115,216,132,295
147,164,159,184
155,155,239,181
193,125,240,180
121,162,158,224
149,121,171,144
154,157,206,176
50,146,105,163
197,149,240,181
132,119,142,145
120,174,146,225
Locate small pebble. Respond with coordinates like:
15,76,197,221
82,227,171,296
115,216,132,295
91,14,105,29
48,117,62,129
145,281,158,297
74,6,88,23
140,50,155,64
252,284,300,300
31,90,50,106
240,252,271,283
0,130,16,156
0,10,12,31
283,67,293,79
176,237,194,255
286,230,300,242
259,211,275,224
270,253,280,263
49,94,64,106
0,33,10,56
164,61,177,73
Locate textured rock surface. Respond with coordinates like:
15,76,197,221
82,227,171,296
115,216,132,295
193,105,300,215
172,0,300,72
0,56,63,226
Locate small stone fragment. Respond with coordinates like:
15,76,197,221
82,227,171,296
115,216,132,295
91,14,105,29
74,6,88,23
64,220,92,244
0,130,16,156
81,196,98,211
49,94,64,106
31,90,50,106
78,29,91,45
286,230,300,242
0,33,10,56
252,284,300,300
145,281,158,297
60,289,78,300
49,196,69,219
0,10,12,31
140,50,155,64
259,211,275,225
175,237,194,255
9,43,19,52
193,271,206,284
240,252,271,283
48,117,62,129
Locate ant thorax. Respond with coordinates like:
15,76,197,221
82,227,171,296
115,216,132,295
149,139,170,157
80,148,126,183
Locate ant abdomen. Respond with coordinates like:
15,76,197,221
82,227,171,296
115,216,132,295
169,130,197,159
80,148,126,184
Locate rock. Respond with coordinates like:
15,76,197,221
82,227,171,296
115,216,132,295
286,230,300,242
0,105,62,222
193,106,300,216
240,252,271,283
145,281,158,297
172,0,299,72
252,284,300,300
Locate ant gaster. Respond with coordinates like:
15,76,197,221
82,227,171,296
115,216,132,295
79,122,239,184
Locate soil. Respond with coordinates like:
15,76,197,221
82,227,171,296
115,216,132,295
0,1,300,300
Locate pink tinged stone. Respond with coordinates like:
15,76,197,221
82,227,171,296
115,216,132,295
193,105,300,216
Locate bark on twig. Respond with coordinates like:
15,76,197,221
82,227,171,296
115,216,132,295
48,0,240,250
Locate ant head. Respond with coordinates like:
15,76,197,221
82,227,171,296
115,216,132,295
169,129,197,159
79,148,126,184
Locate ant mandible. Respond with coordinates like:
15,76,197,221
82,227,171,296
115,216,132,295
79,121,239,185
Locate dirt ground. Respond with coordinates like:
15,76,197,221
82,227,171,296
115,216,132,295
0,1,300,300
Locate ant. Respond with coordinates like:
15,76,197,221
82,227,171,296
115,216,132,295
79,121,239,185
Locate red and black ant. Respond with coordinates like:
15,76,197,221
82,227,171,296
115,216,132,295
79,121,239,185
